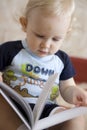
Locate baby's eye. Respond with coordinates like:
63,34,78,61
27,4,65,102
52,38,60,42
36,33,44,38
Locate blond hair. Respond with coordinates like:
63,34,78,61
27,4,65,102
24,0,75,17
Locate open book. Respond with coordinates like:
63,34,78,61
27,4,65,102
0,73,87,130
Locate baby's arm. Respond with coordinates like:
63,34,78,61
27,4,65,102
60,78,87,106
0,72,3,82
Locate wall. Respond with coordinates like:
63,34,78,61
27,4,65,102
61,0,87,58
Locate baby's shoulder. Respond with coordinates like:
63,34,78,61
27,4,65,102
0,40,23,49
55,50,70,64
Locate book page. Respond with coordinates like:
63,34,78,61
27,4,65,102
33,106,87,130
33,73,58,122
0,83,34,128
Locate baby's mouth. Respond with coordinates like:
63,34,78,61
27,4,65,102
38,50,49,55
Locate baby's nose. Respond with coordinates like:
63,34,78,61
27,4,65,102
41,39,51,48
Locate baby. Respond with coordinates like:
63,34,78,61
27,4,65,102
0,0,87,130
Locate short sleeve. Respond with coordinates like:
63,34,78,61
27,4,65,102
0,41,23,71
55,50,76,80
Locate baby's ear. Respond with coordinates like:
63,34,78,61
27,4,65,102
19,17,27,32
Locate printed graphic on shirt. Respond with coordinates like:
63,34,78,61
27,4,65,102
21,63,54,76
2,67,59,101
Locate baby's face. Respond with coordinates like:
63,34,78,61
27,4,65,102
23,9,71,57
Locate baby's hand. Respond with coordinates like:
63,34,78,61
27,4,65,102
73,87,87,106
0,72,3,82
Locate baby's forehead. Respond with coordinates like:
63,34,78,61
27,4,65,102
29,13,70,37
29,9,71,26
